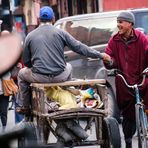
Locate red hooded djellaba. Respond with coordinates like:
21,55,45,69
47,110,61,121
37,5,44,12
104,29,148,120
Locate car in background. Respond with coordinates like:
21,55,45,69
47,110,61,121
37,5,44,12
54,8,148,121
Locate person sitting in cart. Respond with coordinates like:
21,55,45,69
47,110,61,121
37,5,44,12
16,6,111,114
103,11,148,148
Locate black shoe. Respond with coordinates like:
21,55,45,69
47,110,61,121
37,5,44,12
55,123,76,142
64,119,89,140
16,106,30,115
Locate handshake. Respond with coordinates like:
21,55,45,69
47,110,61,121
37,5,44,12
101,53,112,64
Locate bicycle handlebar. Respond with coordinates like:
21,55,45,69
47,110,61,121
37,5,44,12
117,73,146,89
116,67,148,89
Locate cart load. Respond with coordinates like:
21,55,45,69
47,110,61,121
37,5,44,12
17,79,121,148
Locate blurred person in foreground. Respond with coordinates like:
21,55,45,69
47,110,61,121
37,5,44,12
0,30,19,131
103,11,148,148
16,6,111,113
0,29,22,75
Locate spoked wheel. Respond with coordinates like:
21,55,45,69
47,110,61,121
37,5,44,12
135,105,148,148
101,117,121,148
17,121,38,148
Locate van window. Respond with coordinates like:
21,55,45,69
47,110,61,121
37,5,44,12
88,16,117,46
63,16,117,46
64,20,91,45
135,12,148,34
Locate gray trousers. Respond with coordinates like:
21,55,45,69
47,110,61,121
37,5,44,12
16,63,72,107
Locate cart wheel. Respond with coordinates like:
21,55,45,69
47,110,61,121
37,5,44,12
17,121,38,148
107,87,121,123
101,117,121,148
95,67,121,123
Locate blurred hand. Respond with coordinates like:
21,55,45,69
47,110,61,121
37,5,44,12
102,53,112,64
0,33,22,75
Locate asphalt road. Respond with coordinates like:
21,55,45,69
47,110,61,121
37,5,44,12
1,108,138,148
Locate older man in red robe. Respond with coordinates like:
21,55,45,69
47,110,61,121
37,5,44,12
103,11,148,148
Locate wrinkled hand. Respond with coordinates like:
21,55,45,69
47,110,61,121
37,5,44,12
102,53,112,64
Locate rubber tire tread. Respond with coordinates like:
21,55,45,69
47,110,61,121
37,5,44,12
102,117,121,148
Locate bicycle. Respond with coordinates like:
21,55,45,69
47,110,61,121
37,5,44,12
116,67,148,148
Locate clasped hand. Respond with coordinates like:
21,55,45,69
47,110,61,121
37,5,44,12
102,53,112,64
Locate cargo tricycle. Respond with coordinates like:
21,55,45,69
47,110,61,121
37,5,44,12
18,79,121,148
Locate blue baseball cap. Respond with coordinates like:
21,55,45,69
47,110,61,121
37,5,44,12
39,6,55,20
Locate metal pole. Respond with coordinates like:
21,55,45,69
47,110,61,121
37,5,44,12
98,0,103,12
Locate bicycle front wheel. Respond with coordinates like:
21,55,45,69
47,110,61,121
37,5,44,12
135,104,148,148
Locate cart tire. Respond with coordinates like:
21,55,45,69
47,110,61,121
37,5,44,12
101,117,121,148
17,122,38,148
95,67,121,122
107,87,121,123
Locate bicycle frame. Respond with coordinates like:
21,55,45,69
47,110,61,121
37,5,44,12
134,86,148,139
116,68,148,148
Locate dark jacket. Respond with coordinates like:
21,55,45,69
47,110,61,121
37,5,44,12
104,29,148,120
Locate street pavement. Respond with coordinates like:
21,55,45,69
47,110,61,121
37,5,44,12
1,108,138,148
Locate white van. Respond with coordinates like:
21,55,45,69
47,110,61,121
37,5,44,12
54,8,148,121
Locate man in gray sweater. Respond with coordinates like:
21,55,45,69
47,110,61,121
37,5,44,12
16,6,111,113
